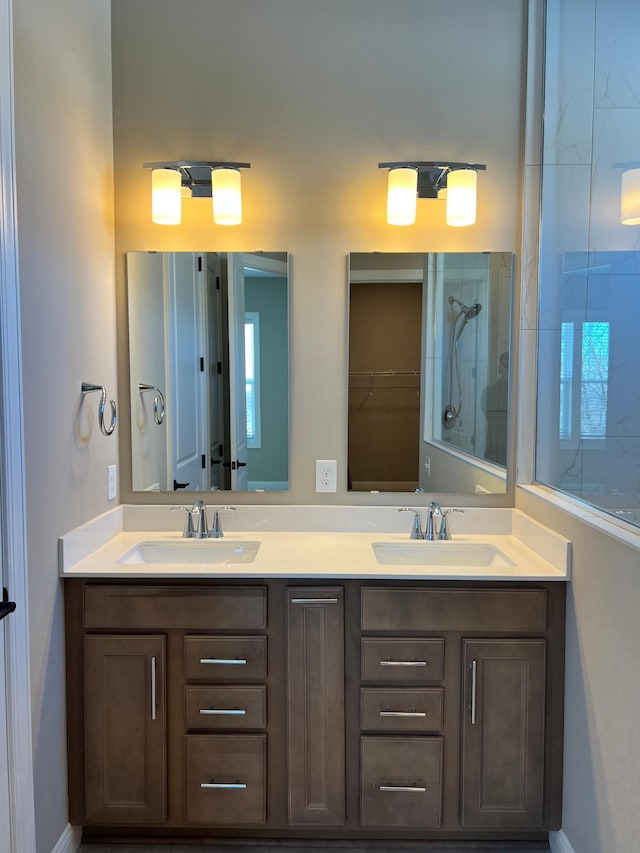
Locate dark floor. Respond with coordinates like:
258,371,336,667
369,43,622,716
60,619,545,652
78,844,551,853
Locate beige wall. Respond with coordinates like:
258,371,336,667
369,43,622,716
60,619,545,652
112,0,527,505
517,488,640,853
13,0,115,849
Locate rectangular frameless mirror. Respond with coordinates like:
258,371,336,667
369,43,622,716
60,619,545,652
127,251,288,492
348,252,512,495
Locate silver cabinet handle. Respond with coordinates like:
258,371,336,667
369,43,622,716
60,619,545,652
199,708,247,716
379,785,426,793
150,656,157,722
291,598,339,604
379,710,426,718
471,659,477,725
200,782,247,790
379,660,428,667
199,658,247,665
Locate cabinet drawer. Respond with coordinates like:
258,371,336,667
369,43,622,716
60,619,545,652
360,688,443,732
83,585,267,630
361,638,444,682
360,736,443,827
184,636,267,681
185,734,266,825
185,686,266,730
362,587,547,633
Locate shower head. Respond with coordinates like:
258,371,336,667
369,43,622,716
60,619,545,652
465,302,482,319
448,295,483,319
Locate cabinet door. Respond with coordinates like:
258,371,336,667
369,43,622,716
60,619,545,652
84,635,166,824
286,587,345,825
461,639,546,828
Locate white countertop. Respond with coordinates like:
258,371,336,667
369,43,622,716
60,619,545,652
59,505,571,581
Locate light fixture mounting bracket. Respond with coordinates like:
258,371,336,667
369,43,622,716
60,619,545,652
143,160,251,198
378,161,486,198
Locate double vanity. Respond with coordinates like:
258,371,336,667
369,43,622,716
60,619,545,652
61,505,569,844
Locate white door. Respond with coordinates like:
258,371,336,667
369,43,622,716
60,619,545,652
226,253,248,490
166,252,208,491
0,1,36,848
206,254,224,489
0,604,11,853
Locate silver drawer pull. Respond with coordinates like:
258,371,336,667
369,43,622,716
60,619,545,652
199,658,247,665
291,598,339,604
379,660,428,667
150,656,157,722
471,659,477,725
379,711,426,718
199,708,247,716
200,782,247,790
379,785,426,793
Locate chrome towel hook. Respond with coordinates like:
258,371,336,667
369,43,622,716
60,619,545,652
81,382,117,436
139,383,166,425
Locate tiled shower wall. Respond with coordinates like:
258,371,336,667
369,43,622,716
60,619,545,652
536,0,640,522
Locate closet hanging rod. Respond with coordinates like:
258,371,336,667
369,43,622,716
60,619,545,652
348,370,421,377
81,382,117,436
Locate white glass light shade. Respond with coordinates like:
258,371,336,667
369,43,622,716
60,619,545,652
446,168,477,227
621,168,640,225
386,168,417,225
151,168,182,225
212,168,242,225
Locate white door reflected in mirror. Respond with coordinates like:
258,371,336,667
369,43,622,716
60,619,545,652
127,251,289,493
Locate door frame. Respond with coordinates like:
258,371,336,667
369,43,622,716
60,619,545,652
0,0,37,848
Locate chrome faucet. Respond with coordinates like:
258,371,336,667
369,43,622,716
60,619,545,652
173,500,210,538
399,504,464,540
209,506,236,538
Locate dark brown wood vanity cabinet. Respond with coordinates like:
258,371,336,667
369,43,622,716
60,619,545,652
286,587,345,825
83,634,166,824
65,579,565,843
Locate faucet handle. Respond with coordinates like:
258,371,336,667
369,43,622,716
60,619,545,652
437,508,464,540
210,505,236,538
172,505,195,538
398,507,423,540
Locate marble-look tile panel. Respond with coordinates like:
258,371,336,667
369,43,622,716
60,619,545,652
516,328,537,484
587,249,640,275
524,0,545,167
543,0,595,165
589,108,640,252
594,0,640,107
521,164,541,331
539,165,591,329
580,437,640,500
534,328,563,485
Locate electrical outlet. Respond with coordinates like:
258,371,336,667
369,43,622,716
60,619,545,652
107,465,117,501
315,459,337,493
424,455,431,476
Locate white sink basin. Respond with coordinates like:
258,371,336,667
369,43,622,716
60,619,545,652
117,539,261,565
372,541,515,568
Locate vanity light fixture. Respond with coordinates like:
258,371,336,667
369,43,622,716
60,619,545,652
379,161,486,227
621,167,640,225
143,160,251,225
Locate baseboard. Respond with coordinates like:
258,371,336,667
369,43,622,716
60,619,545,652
550,830,577,853
51,823,82,853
